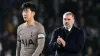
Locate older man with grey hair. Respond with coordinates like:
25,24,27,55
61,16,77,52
49,12,85,56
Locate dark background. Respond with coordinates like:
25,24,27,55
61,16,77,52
0,0,100,56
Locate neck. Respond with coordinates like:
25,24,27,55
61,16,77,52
26,18,35,26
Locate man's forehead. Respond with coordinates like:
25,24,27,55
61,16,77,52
23,8,31,11
63,15,74,21
63,15,73,18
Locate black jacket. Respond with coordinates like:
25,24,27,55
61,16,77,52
49,26,85,56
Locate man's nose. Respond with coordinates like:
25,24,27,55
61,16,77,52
65,20,69,23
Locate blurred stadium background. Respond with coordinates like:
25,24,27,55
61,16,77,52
0,0,100,56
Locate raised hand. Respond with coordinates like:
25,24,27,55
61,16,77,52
57,36,66,47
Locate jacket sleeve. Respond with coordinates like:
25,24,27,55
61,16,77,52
49,29,59,51
64,29,85,53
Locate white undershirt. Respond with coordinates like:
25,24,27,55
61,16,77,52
68,27,72,31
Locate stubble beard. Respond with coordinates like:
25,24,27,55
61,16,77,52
64,24,72,29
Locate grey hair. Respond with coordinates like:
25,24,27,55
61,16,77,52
63,12,75,19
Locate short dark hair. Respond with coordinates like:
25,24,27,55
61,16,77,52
21,1,36,12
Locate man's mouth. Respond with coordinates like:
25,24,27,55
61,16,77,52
24,17,27,19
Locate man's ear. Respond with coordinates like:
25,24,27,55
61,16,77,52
33,12,35,16
73,18,75,24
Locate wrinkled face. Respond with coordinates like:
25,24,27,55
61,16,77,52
63,14,74,29
22,8,35,21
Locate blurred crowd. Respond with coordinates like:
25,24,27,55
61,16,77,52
0,0,100,56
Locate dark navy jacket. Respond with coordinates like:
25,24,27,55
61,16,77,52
49,26,85,56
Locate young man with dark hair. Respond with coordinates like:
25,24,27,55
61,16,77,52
16,1,45,56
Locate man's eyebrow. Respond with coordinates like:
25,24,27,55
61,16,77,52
63,18,66,19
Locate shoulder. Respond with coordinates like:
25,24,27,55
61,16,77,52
73,26,84,33
53,27,63,32
35,21,44,29
17,23,25,31
35,21,45,34
35,21,44,27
